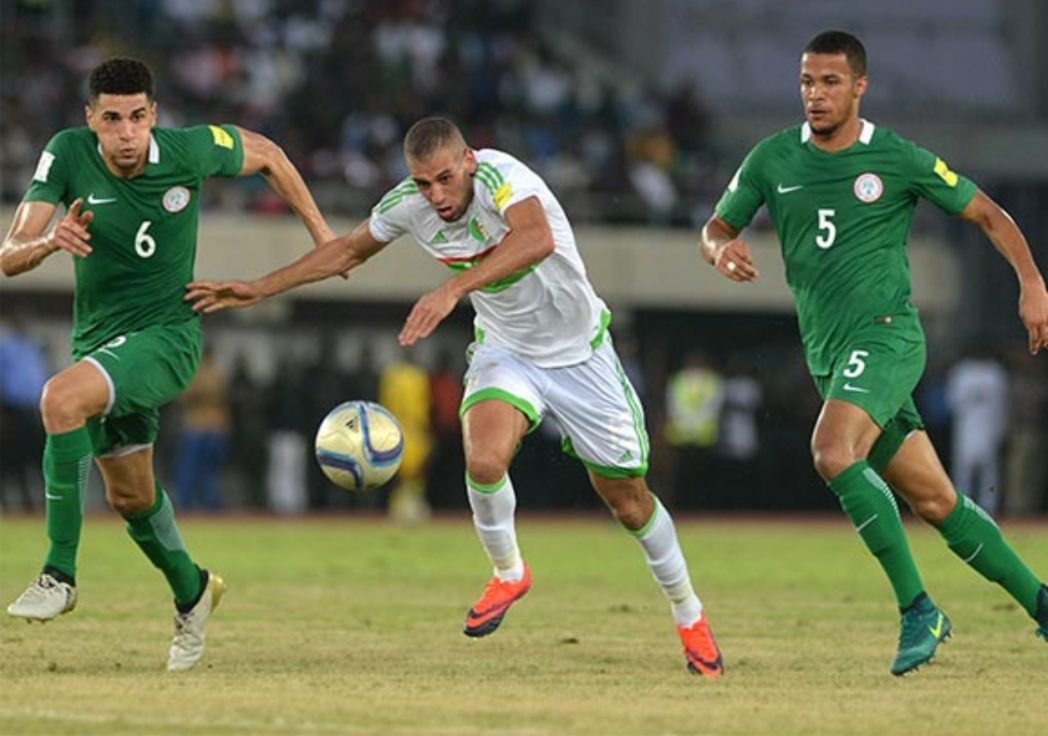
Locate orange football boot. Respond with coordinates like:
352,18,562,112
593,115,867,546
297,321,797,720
463,564,532,637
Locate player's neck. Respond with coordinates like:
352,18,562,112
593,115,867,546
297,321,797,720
810,116,862,153
102,158,148,179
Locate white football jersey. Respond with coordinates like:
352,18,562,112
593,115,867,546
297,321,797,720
368,149,609,368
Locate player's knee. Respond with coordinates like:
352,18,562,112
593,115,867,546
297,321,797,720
39,377,89,430
911,489,954,525
107,486,152,516
465,454,509,487
609,496,649,529
810,432,861,481
597,477,652,530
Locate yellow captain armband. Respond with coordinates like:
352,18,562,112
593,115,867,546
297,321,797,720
209,125,235,150
493,182,512,208
933,157,959,187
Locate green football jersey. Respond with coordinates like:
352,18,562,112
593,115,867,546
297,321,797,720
24,124,244,356
715,120,976,375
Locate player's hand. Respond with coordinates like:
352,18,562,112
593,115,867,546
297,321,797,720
184,279,265,313
399,284,459,346
47,198,94,257
714,239,758,282
1018,278,1048,355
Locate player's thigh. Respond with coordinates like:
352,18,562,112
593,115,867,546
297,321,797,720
96,445,156,513
545,340,649,479
82,320,201,455
880,430,957,523
812,328,924,460
460,344,543,476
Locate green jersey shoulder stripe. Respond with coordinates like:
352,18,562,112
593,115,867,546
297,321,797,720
377,178,419,213
475,162,504,195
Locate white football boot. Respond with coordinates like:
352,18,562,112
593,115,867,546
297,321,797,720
167,570,227,672
7,573,77,621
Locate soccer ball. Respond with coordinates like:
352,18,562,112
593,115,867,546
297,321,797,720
314,401,404,491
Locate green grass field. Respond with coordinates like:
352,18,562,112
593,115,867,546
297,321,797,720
1,513,1046,736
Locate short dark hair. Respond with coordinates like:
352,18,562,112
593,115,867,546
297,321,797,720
803,31,867,77
403,117,467,162
88,57,154,102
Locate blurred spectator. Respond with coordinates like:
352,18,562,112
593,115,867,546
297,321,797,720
426,347,465,509
716,361,763,507
0,0,712,224
0,316,48,511
302,336,353,509
379,347,433,523
946,348,1009,515
267,354,310,514
173,347,231,510
227,352,268,509
347,344,380,403
663,350,724,508
1003,348,1048,516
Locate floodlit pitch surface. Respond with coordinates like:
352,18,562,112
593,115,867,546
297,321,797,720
2,514,1046,736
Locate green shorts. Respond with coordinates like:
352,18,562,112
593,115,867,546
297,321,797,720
78,319,202,456
813,315,927,472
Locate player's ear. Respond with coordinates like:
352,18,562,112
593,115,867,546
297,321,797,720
853,75,868,99
464,148,477,175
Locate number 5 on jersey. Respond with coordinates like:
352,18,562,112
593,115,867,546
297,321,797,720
816,208,836,249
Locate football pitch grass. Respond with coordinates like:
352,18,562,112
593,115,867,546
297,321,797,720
1,513,1046,736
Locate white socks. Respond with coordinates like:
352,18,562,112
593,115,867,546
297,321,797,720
633,496,703,627
466,473,525,582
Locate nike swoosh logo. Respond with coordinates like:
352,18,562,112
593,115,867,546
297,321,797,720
776,184,804,194
685,648,723,672
928,612,944,639
45,492,64,501
87,194,117,205
842,383,870,393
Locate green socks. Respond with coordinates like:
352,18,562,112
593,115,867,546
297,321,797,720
828,461,925,609
938,494,1042,618
42,428,93,581
124,484,202,608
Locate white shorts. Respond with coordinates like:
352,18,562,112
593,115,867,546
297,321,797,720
460,339,649,478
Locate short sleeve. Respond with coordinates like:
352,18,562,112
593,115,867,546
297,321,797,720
183,124,244,178
368,179,416,243
23,132,71,205
714,148,766,230
903,142,976,216
474,158,544,218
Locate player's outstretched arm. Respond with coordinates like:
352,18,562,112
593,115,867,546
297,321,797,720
958,189,1048,354
1,198,94,277
185,219,387,314
398,196,554,346
235,127,335,246
699,214,759,282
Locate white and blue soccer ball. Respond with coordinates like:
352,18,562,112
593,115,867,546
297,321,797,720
314,401,404,491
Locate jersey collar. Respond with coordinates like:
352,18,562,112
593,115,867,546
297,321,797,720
800,118,876,145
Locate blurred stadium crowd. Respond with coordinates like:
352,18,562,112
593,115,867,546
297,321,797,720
2,0,719,224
